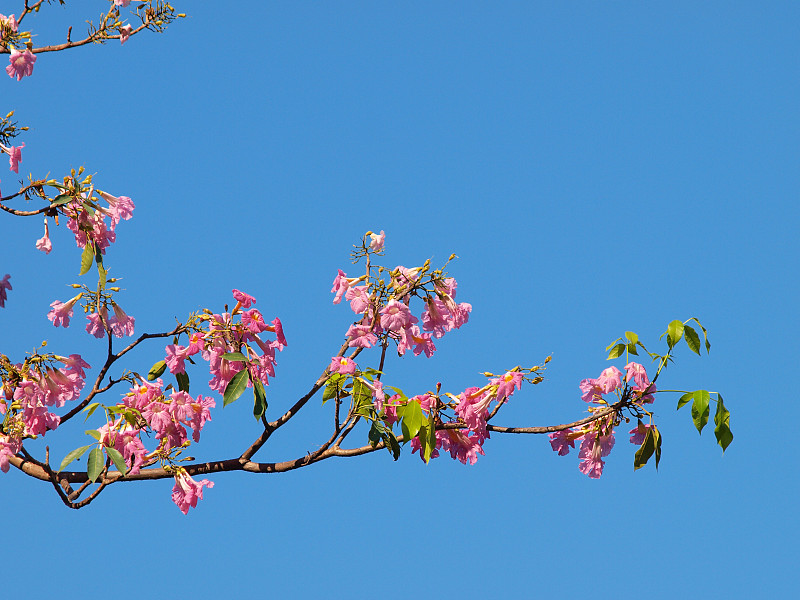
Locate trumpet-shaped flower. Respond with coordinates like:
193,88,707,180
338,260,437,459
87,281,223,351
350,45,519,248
47,294,82,328
171,470,214,515
368,230,385,251
6,49,35,81
329,356,356,375
596,366,623,394
35,217,52,254
232,289,256,308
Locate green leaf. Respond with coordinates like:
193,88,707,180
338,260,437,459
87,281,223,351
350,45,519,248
605,338,623,352
418,415,436,464
352,379,373,417
653,427,662,469
84,429,101,441
683,325,701,355
105,446,128,476
607,343,625,360
87,447,104,483
691,390,710,434
677,392,693,410
385,429,401,461
49,193,73,207
148,360,167,381
667,319,684,349
223,369,250,407
222,351,247,362
79,243,95,276
400,400,424,444
634,428,656,470
58,445,92,472
714,393,733,452
627,342,639,356
322,373,345,404
625,331,639,345
689,317,712,353
175,370,190,393
253,378,267,421
83,402,101,422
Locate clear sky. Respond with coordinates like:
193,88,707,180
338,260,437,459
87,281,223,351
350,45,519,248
2,2,798,598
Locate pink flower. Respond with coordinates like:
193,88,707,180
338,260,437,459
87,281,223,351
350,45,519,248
596,366,623,395
0,14,19,38
347,322,379,348
330,269,350,304
578,431,615,479
96,190,134,227
119,24,133,44
0,274,12,308
629,422,655,445
493,371,523,402
188,395,215,442
1,142,23,173
624,362,650,390
0,433,21,473
47,294,82,328
6,49,36,81
370,379,385,411
379,299,417,332
329,356,356,375
345,285,370,313
115,0,132,6
232,289,256,308
242,309,268,334
109,303,135,337
171,470,214,515
548,429,576,456
60,354,90,379
165,344,189,374
579,378,603,403
86,307,110,338
35,217,52,254
368,230,385,251
270,317,288,349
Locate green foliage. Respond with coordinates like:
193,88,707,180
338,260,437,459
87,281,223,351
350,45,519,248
714,393,734,452
175,370,190,393
79,242,95,276
86,447,104,482
633,424,662,471
666,319,684,349
322,373,345,404
148,359,167,381
223,369,249,407
691,390,710,434
253,378,267,421
58,444,92,472
105,446,128,476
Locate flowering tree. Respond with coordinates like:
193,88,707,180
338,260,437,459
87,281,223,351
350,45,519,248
0,2,733,514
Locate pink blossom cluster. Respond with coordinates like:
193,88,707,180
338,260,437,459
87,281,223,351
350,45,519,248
118,378,215,457
0,354,90,472
164,290,287,396
64,189,135,255
332,252,472,359
407,371,525,466
48,296,136,339
548,362,657,478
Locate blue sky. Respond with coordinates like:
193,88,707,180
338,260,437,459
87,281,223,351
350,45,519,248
2,2,798,597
